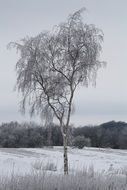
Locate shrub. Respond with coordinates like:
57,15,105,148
73,135,91,149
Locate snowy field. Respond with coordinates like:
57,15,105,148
0,147,127,176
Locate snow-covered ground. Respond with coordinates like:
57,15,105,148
0,147,127,176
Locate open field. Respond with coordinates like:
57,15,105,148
0,147,127,176
0,147,127,189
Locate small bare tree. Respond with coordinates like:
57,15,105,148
9,9,104,174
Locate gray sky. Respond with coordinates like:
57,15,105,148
0,0,127,126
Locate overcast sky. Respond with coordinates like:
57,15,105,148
0,0,127,126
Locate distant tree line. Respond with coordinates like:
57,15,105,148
0,121,127,149
73,121,127,149
0,122,63,148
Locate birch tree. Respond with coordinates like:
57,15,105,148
9,9,104,174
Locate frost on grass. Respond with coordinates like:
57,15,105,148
1,147,127,176
0,167,127,190
31,159,57,171
0,147,127,189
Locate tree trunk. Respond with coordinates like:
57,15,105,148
47,125,52,146
63,133,68,175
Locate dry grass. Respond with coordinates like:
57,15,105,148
0,165,127,190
